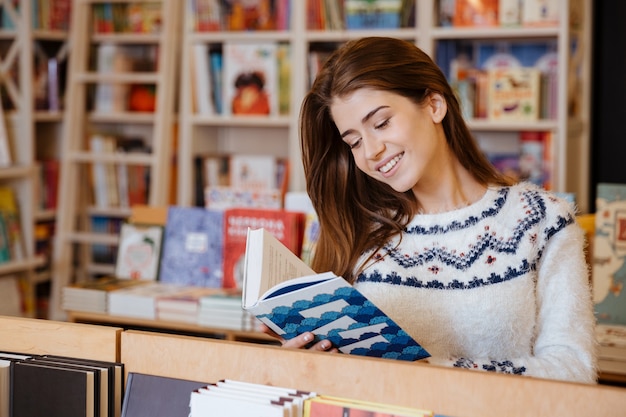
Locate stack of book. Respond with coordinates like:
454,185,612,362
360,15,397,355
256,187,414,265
62,277,146,314
597,324,626,377
198,292,259,331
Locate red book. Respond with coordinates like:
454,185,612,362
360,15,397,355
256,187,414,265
222,208,305,289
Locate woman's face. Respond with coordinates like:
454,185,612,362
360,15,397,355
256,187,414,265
330,88,447,193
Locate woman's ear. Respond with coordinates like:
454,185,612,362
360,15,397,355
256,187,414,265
429,93,447,123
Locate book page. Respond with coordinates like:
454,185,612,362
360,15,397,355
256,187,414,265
243,228,315,308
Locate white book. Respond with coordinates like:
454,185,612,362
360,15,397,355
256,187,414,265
0,98,11,167
190,385,290,417
192,43,214,115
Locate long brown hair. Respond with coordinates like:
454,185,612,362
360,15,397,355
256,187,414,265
300,37,511,282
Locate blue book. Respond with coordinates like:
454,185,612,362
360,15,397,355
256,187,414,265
243,228,430,362
159,206,224,287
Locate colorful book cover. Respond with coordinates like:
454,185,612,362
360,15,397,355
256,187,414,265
222,41,278,116
115,223,164,281
243,228,430,362
487,67,541,121
222,208,305,289
592,183,626,325
159,206,224,287
344,0,403,29
453,0,498,27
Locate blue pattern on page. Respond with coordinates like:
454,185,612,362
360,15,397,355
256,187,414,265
257,285,430,361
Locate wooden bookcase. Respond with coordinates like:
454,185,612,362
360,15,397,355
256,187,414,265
177,0,592,213
0,0,71,317
121,329,626,417
49,0,181,320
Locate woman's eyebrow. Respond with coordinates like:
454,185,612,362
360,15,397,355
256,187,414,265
340,105,390,138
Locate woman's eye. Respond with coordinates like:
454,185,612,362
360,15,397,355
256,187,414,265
349,138,362,149
375,119,390,129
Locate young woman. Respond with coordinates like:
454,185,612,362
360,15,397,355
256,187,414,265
272,37,596,384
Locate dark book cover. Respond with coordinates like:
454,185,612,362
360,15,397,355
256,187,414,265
42,355,125,417
11,360,98,417
121,372,207,417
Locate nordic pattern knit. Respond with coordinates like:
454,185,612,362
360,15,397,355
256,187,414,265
354,182,597,383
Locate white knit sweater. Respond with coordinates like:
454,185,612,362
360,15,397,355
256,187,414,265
354,182,597,383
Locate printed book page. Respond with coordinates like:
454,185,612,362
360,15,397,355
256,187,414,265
243,228,315,308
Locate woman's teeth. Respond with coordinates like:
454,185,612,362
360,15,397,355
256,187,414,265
379,153,403,173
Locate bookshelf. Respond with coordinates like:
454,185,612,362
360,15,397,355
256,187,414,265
177,0,592,214
121,329,626,417
0,0,71,318
49,0,181,320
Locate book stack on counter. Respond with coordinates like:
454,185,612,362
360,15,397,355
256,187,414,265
197,292,260,331
596,324,626,377
107,282,207,320
62,277,147,314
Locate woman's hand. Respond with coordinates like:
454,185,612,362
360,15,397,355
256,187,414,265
260,324,339,353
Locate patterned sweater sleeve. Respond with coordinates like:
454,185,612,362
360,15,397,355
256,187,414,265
429,212,598,384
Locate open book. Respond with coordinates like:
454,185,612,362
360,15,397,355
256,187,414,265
242,228,430,362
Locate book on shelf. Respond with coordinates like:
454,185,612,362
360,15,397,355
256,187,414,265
242,228,431,362
277,42,291,115
453,0,499,27
519,131,547,189
121,372,207,417
90,216,123,265
115,222,164,281
92,2,162,34
222,0,276,31
89,134,119,208
522,0,559,27
344,0,404,29
0,186,24,262
93,43,133,113
222,207,305,289
209,50,224,114
498,0,521,27
222,41,278,116
304,395,434,417
592,183,626,326
158,206,224,288
190,42,214,115
200,153,289,210
191,0,222,32
0,94,10,167
487,67,541,121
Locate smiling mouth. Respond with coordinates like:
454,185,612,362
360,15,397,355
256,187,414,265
379,153,404,174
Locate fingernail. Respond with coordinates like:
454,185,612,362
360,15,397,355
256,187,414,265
303,333,312,342
320,341,329,350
